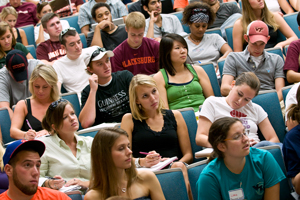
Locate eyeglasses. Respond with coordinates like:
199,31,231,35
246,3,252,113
88,47,106,66
49,99,68,110
60,27,76,37
224,130,249,141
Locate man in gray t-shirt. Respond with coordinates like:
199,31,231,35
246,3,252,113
0,50,42,118
221,21,285,101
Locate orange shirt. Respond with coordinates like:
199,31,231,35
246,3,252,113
173,0,188,9
0,187,71,200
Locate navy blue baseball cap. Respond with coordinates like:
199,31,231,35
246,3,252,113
3,140,45,166
5,49,28,82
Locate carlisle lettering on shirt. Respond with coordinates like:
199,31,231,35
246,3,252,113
122,56,155,68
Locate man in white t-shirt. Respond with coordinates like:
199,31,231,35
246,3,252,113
52,28,90,98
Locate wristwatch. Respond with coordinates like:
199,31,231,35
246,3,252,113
135,158,142,168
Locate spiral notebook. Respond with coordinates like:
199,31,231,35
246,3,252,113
137,156,178,172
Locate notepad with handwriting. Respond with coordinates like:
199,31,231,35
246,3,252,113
137,156,178,172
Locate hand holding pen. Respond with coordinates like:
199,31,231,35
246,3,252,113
24,119,36,140
46,175,65,190
139,151,161,168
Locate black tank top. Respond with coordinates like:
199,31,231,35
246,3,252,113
21,99,43,131
132,109,183,159
16,28,22,44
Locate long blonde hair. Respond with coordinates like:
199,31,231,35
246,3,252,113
240,0,279,41
29,64,59,102
129,75,165,121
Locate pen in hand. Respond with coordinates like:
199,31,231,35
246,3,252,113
26,119,33,130
139,152,161,157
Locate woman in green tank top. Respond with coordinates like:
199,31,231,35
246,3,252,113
153,33,214,112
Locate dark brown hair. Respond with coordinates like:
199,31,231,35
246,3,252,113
182,2,215,27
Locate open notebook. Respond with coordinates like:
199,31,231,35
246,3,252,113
137,156,178,172
59,185,81,193
195,148,213,159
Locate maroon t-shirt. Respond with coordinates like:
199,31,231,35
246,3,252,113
36,40,66,62
0,2,39,28
111,37,160,75
55,0,84,18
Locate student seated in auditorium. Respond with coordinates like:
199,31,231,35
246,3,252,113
10,64,59,140
39,99,93,192
182,2,232,74
283,12,300,84
34,2,70,45
79,46,133,128
0,50,42,119
197,72,281,149
221,20,285,101
285,83,300,131
142,0,188,42
0,6,28,46
174,0,241,36
153,33,214,112
121,74,193,200
283,85,300,195
52,28,90,97
86,2,127,50
84,128,166,200
0,139,71,199
110,12,160,75
232,0,297,51
0,22,33,69
78,0,128,37
197,117,285,200
0,0,39,28
36,13,66,65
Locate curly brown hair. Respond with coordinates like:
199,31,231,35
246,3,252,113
182,2,215,26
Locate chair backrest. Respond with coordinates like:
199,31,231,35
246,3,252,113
265,47,284,60
217,58,226,78
61,15,81,33
20,25,36,47
171,11,190,33
0,107,14,144
79,33,87,48
282,85,293,104
60,92,82,130
284,12,300,39
259,145,294,200
252,91,286,142
155,168,189,200
26,45,36,59
177,107,203,163
225,25,234,49
187,160,208,200
199,62,221,97
284,45,289,56
205,27,222,37
112,17,124,25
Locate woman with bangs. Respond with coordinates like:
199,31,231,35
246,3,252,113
196,72,280,148
84,128,165,200
0,6,28,46
232,0,297,51
121,74,193,199
10,64,60,140
153,33,214,112
0,21,33,68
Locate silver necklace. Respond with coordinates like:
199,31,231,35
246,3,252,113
189,34,202,43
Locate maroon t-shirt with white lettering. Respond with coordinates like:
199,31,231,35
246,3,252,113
111,37,160,75
36,40,66,62
0,2,39,28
